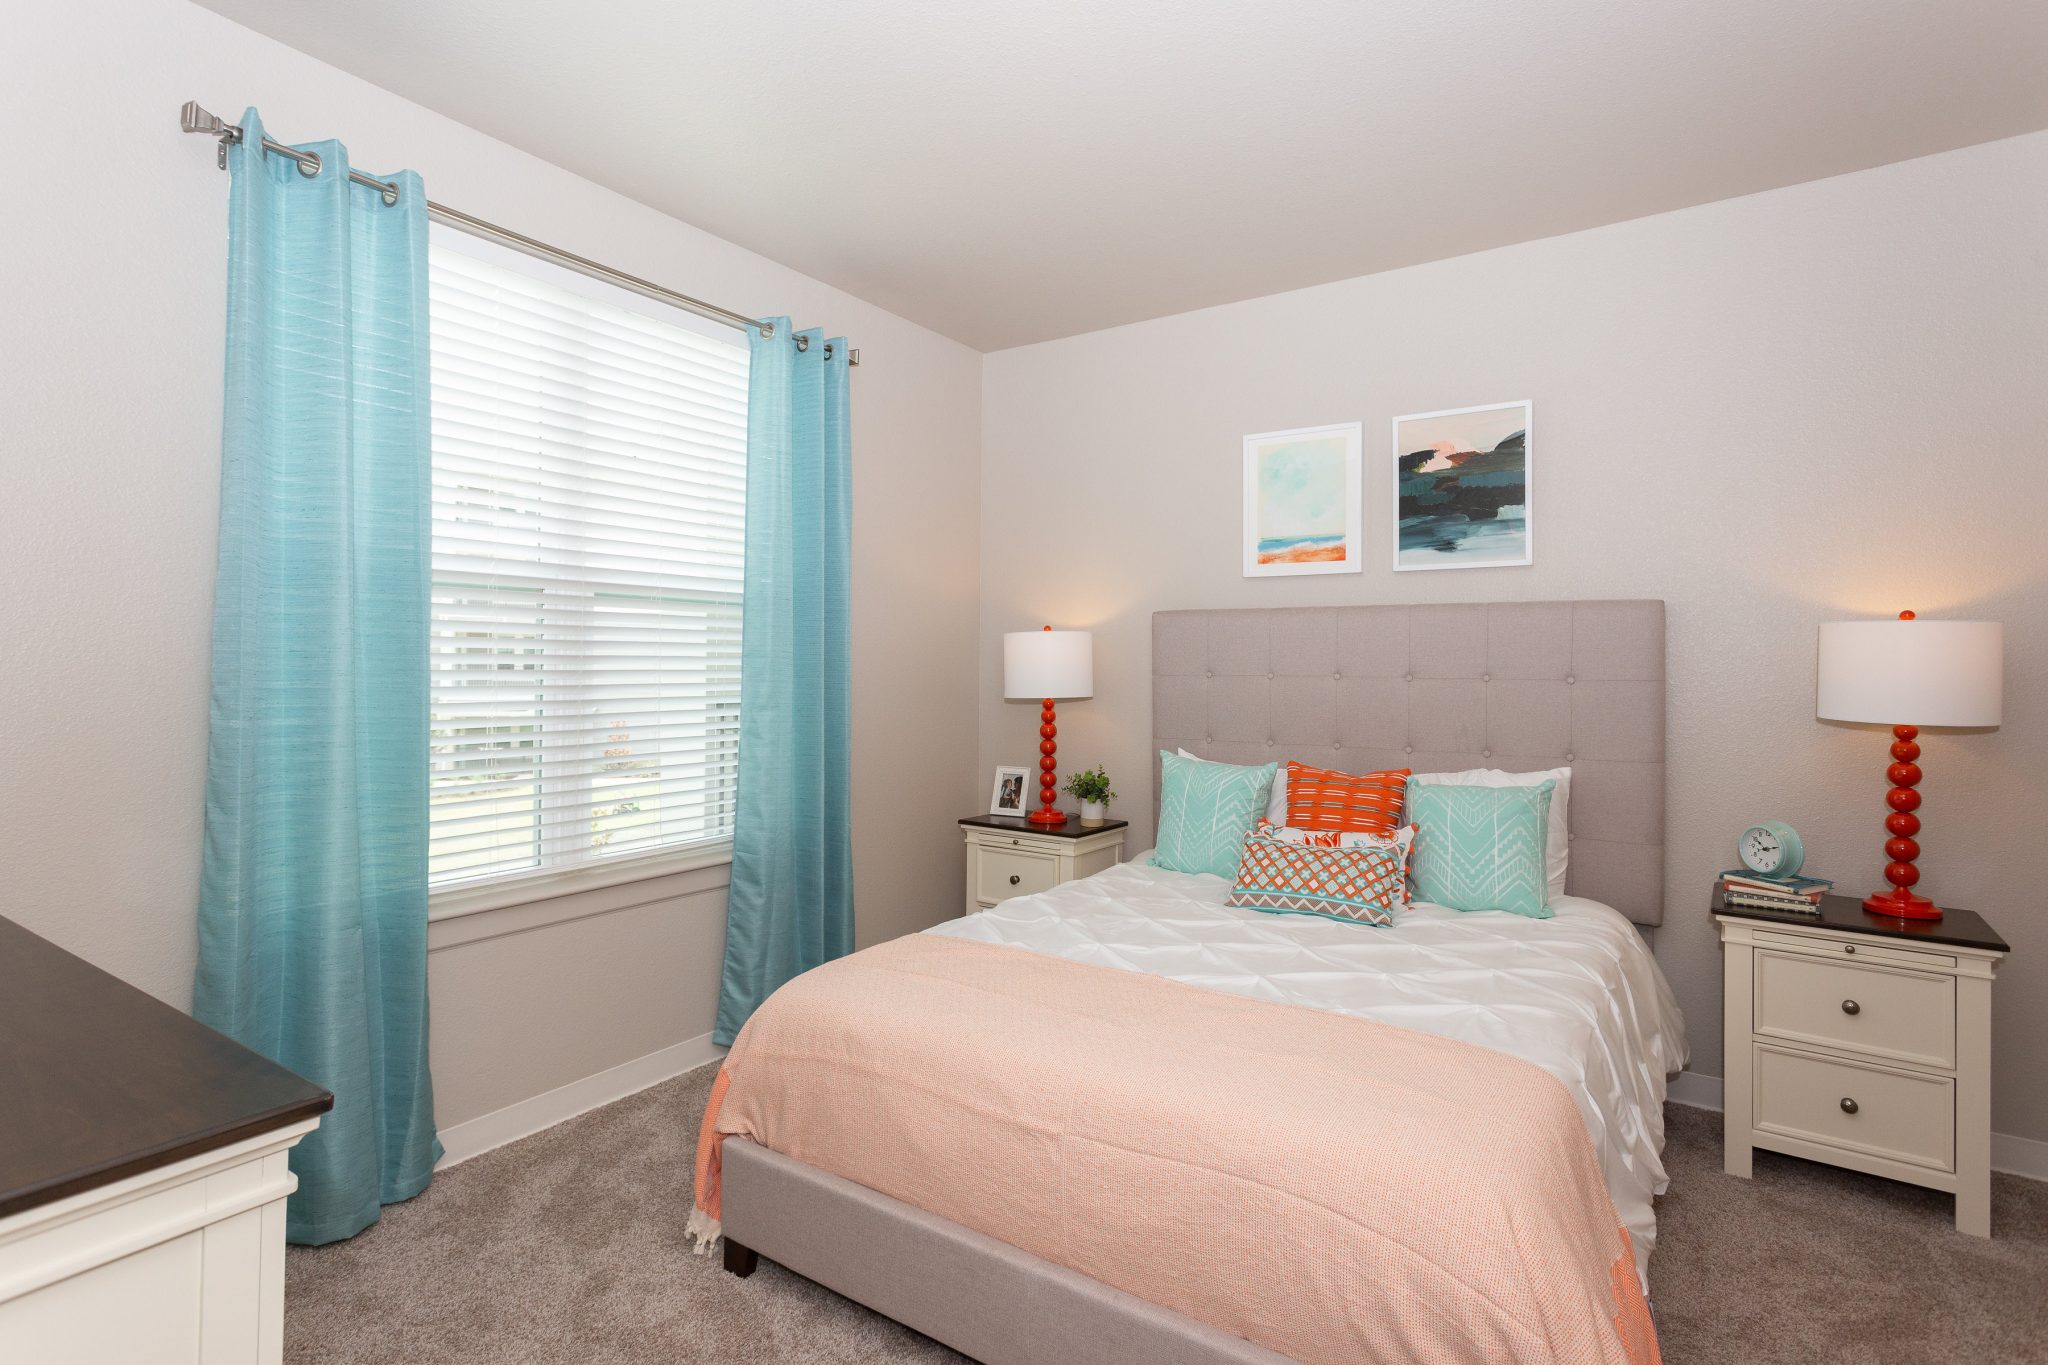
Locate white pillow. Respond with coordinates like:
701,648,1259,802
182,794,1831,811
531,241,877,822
1177,748,1288,826
1408,767,1571,900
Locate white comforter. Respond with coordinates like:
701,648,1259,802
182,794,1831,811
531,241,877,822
927,855,1688,1281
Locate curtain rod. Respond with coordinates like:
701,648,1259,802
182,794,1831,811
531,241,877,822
179,102,859,366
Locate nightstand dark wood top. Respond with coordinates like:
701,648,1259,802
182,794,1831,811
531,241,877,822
1713,889,2007,953
0,915,333,1220
960,814,1128,840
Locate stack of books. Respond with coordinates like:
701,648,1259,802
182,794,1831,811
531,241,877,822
1719,870,1833,915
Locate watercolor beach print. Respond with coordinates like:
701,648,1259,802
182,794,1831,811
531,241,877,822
1392,401,1533,571
1242,422,1362,577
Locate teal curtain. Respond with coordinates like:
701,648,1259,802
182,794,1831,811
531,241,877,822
194,110,441,1245
715,324,854,1045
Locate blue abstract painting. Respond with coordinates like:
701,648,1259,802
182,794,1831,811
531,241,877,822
1392,402,1533,571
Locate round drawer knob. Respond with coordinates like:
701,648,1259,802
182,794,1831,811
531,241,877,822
1841,999,1861,1016
1008,874,1021,886
1840,1097,1859,1115
1844,945,1856,955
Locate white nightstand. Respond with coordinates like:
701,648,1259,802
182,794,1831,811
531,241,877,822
1716,894,2009,1235
960,816,1127,915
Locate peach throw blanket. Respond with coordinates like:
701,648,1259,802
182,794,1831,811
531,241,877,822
692,934,1656,1365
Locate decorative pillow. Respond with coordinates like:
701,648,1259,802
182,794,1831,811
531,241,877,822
1409,766,1572,899
1226,827,1404,926
1154,750,1278,879
1403,779,1555,918
1254,816,1344,848
1254,817,1417,903
1178,748,1288,827
1284,761,1410,837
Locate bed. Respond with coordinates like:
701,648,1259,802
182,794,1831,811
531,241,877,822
933,856,1685,1279
698,600,1680,1365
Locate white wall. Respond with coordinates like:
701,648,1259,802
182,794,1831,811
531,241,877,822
0,0,981,1129
979,131,2048,1144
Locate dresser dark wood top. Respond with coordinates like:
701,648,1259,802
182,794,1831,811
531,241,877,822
960,814,1129,840
1713,890,2008,953
0,915,332,1220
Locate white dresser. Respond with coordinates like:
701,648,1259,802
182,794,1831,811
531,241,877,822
1716,896,2008,1235
0,916,330,1364
961,815,1126,915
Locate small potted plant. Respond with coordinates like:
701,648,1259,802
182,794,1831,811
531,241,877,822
1063,765,1116,828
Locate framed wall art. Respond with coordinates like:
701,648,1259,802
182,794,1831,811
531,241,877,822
1391,401,1532,571
1242,422,1363,577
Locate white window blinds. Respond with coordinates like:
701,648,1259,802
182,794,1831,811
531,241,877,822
427,229,749,889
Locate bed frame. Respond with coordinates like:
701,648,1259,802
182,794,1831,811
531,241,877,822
719,599,1667,1362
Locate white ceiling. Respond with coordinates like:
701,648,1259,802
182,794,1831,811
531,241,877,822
196,0,2048,351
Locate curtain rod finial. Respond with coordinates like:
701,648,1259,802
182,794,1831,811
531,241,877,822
181,101,228,136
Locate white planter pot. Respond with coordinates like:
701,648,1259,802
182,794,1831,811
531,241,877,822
1079,800,1107,828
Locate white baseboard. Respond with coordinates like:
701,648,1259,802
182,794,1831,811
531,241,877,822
1663,1069,2048,1183
1991,1130,2048,1182
435,1031,725,1169
1665,1069,1724,1112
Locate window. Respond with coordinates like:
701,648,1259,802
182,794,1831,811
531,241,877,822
426,227,748,890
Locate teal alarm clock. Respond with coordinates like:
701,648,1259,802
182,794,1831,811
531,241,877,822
1739,821,1805,879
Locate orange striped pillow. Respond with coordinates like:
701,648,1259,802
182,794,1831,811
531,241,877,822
1284,761,1410,836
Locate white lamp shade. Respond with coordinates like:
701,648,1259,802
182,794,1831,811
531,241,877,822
1816,619,2002,727
1004,630,1094,700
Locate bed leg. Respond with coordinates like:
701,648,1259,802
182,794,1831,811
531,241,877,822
722,1239,758,1278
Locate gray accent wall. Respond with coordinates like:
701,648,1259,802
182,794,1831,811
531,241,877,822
978,129,2048,1147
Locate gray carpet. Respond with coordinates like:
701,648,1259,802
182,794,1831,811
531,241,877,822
287,1065,2048,1364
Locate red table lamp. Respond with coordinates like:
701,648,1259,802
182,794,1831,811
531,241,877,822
1816,611,2003,920
1003,627,1095,827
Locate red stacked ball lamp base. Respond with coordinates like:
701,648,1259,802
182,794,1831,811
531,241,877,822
1865,724,1939,920
1029,698,1067,827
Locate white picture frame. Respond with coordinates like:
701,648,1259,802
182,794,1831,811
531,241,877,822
1390,400,1533,572
989,765,1032,817
1242,421,1363,578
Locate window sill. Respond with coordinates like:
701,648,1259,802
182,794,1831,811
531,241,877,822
428,843,735,924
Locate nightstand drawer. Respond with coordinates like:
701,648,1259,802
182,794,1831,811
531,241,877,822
1751,927,1955,972
1754,950,1956,1069
1754,1044,1954,1171
976,847,1058,903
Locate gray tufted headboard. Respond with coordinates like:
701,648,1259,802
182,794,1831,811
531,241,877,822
1153,600,1666,926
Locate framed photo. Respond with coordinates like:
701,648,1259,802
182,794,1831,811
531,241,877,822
989,765,1031,817
1391,401,1532,571
1243,422,1363,577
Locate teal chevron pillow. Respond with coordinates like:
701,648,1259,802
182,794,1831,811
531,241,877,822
1154,750,1278,879
1404,779,1556,918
